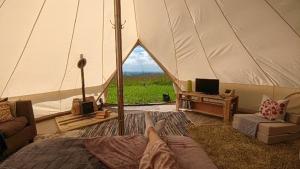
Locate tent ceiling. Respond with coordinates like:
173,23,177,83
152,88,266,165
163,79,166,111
0,0,299,98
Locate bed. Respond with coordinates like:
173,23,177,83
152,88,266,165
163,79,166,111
0,138,106,169
0,136,217,169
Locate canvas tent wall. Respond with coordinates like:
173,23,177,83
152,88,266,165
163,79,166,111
0,0,299,116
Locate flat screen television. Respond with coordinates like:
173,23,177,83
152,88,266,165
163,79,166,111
195,78,219,95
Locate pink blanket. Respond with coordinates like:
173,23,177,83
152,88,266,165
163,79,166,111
85,135,217,169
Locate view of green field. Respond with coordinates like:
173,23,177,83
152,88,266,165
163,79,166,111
106,73,176,104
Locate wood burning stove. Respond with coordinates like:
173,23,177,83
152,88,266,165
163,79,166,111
77,54,94,115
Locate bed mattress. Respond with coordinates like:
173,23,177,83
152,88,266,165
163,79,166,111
0,136,217,169
0,138,107,169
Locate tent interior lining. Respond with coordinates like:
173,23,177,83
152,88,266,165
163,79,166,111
58,0,81,92
7,40,179,102
0,0,48,97
8,40,300,118
0,0,300,117
0,0,6,9
15,82,300,119
1,1,300,168
212,0,277,86
162,0,180,79
264,0,300,38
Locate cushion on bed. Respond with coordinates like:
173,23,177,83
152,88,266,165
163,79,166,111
0,101,15,123
85,135,147,169
257,122,300,136
165,136,218,169
0,116,28,137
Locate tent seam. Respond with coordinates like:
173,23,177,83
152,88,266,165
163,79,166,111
58,0,81,91
183,0,218,79
58,0,81,111
264,0,300,39
162,0,179,81
101,0,105,85
0,0,7,9
132,0,139,38
0,0,48,97
213,0,277,87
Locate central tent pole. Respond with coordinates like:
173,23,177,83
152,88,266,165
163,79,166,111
114,0,125,135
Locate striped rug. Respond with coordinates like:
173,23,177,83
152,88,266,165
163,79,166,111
79,111,193,138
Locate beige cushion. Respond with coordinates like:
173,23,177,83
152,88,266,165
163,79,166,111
286,112,300,124
0,116,28,137
0,101,14,123
257,122,300,136
166,136,218,169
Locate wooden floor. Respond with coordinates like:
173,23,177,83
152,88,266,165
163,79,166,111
55,111,118,132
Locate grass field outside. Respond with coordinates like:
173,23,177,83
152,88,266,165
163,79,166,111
106,73,176,104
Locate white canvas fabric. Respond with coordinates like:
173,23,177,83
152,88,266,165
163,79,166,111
0,0,299,114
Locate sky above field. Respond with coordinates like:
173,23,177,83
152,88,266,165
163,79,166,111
123,46,163,73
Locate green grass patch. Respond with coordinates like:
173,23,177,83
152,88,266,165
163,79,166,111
106,73,176,104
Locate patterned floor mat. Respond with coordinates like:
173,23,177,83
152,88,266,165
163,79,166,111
79,111,193,137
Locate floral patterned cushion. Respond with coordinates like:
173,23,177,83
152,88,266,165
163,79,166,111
259,95,289,121
0,101,15,123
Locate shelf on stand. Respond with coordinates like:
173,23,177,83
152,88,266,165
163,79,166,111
177,91,239,122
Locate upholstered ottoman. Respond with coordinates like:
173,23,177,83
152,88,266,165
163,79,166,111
257,122,300,144
233,113,300,144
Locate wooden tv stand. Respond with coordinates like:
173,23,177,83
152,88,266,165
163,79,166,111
176,91,239,122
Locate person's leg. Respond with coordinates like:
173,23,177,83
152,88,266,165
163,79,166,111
144,112,165,138
139,113,179,169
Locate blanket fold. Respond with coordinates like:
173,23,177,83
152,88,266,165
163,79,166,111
233,114,279,137
85,135,147,169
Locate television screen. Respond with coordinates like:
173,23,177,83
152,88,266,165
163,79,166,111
195,79,219,95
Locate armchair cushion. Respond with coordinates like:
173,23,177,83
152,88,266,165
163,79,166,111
0,116,28,137
0,102,14,123
15,100,37,136
0,98,8,102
